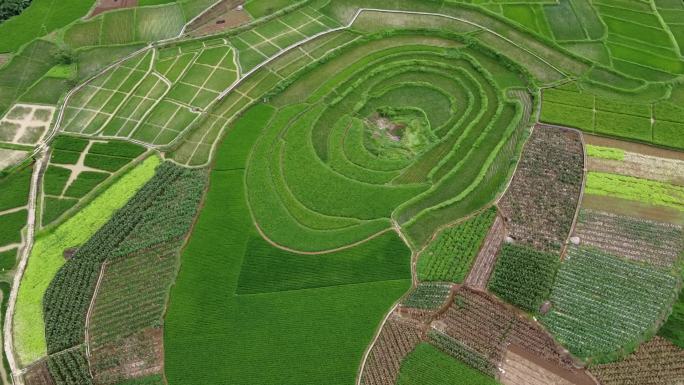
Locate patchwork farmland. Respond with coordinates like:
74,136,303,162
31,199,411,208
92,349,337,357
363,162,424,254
0,0,682,385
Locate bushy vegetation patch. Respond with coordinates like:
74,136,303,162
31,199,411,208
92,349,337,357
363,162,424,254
46,345,92,385
488,243,559,313
417,208,496,283
401,282,451,310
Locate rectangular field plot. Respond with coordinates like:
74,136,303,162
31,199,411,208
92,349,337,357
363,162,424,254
41,136,146,227
62,51,153,135
231,7,340,72
100,74,170,138
0,103,55,145
131,101,199,145
163,46,237,109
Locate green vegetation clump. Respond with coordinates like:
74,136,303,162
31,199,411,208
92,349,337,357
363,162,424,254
660,284,684,349
586,145,624,161
417,208,496,283
585,172,684,211
402,283,451,310
396,343,499,385
46,346,92,385
488,244,559,313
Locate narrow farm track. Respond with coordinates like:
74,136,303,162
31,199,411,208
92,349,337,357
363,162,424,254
252,220,393,255
4,150,48,384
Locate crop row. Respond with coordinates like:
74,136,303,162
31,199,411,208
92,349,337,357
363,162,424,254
488,243,559,313
417,208,497,283
42,163,207,353
361,314,424,385
541,246,679,361
89,242,181,347
401,283,452,311
575,208,683,269
46,346,92,385
590,337,684,385
438,287,579,372
427,330,496,377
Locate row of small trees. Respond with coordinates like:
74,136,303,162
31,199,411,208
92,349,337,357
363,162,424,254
43,162,207,355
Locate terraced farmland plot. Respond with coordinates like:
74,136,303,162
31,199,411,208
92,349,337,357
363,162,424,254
231,6,340,72
541,245,680,361
61,42,238,147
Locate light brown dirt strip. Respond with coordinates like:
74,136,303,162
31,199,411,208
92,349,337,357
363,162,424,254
582,194,684,226
464,214,505,289
584,133,684,161
587,154,684,185
500,345,597,385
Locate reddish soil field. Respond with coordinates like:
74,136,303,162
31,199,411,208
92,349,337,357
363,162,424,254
89,328,164,385
436,288,589,376
22,360,55,385
590,337,684,385
89,0,138,18
464,214,506,289
498,125,584,252
361,313,426,385
186,0,252,37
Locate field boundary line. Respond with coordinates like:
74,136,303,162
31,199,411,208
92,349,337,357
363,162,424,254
84,261,108,364
252,220,392,255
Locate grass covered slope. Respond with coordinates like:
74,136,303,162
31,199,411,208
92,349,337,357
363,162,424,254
164,104,412,385
12,155,159,367
0,0,95,53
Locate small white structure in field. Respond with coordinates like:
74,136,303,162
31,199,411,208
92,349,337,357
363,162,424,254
569,236,580,245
